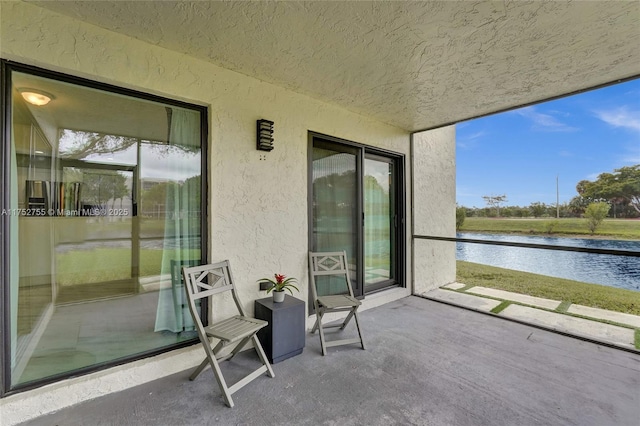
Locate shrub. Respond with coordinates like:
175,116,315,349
456,206,466,231
544,220,559,234
584,202,611,234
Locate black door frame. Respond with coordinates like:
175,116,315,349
308,131,405,299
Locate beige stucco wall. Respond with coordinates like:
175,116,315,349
412,126,457,294
0,2,421,423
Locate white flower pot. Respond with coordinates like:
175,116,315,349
273,290,285,303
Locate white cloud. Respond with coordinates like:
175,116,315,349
465,131,486,140
514,106,579,132
594,106,640,132
456,130,486,150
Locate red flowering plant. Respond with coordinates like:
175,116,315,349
260,273,299,295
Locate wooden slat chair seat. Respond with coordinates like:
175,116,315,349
204,316,267,343
182,261,275,408
317,295,361,310
309,251,366,356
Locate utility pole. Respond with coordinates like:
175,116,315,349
556,174,560,219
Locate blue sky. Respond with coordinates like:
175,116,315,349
456,78,640,208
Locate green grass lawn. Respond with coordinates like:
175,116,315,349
56,248,201,286
460,217,640,240
457,260,640,315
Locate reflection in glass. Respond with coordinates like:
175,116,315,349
9,70,203,387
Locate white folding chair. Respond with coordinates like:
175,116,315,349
182,261,275,407
308,251,365,355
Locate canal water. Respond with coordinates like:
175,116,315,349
456,233,640,292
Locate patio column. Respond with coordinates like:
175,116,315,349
412,125,457,294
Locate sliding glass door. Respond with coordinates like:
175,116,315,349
364,155,396,293
310,134,404,297
55,162,136,303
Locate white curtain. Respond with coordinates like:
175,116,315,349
154,108,201,333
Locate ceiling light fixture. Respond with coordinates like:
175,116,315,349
19,88,54,106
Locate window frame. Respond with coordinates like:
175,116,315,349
0,60,209,396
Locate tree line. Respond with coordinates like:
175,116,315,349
460,165,640,220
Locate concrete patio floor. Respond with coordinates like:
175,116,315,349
18,296,640,426
428,284,640,351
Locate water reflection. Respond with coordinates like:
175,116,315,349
456,233,640,291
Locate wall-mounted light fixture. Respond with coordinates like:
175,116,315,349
257,119,274,151
19,88,55,106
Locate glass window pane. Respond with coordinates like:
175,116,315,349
311,145,358,294
8,70,203,387
364,158,393,289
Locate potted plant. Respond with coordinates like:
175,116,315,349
260,273,299,303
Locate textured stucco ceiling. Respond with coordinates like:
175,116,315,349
29,1,640,132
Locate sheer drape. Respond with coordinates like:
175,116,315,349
154,108,201,333
364,161,392,284
312,148,357,296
